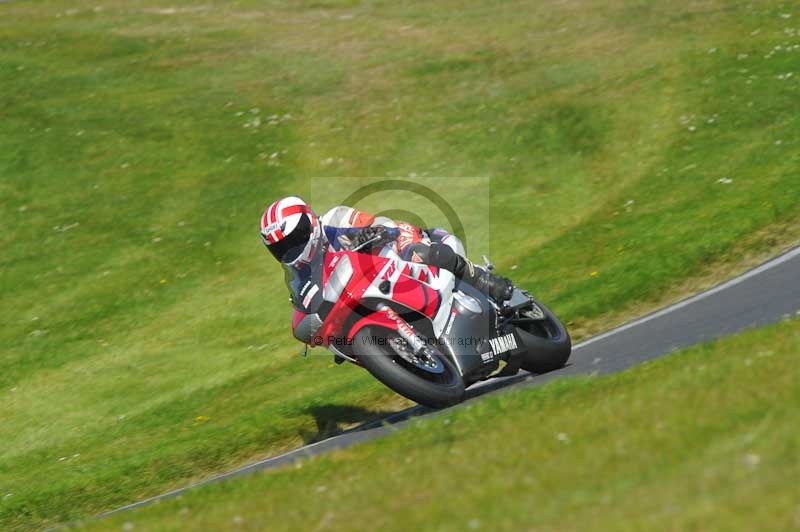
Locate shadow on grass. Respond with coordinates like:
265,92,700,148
299,367,564,445
300,363,572,447
300,404,404,444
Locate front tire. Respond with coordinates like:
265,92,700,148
353,326,465,409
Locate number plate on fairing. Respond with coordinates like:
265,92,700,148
477,339,495,363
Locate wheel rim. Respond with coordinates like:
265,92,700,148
387,336,445,374
382,333,459,385
518,304,560,339
522,302,545,320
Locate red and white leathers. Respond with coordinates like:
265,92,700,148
320,205,466,262
318,206,512,301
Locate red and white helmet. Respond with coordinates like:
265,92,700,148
260,196,324,265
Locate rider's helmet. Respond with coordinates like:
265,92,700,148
260,196,325,266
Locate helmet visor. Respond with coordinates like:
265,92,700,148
265,214,313,264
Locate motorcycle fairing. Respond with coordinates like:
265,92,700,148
435,282,501,380
288,248,525,383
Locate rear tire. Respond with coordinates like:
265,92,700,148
353,326,465,409
514,297,571,373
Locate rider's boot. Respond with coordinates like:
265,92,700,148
453,255,514,302
428,243,514,302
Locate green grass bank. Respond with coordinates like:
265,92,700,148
1,0,799,529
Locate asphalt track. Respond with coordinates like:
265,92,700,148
77,245,800,526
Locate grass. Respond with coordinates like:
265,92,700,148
84,318,800,531
1,0,799,529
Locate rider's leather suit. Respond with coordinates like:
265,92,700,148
319,206,513,302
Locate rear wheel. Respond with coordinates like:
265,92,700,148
513,297,571,373
353,326,465,409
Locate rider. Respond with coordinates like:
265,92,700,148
260,196,514,302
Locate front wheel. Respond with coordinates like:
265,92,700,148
513,297,571,374
353,326,465,409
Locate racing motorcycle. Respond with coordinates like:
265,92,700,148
287,238,571,409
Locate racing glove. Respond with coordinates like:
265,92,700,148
340,226,397,252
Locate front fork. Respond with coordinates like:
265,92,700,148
378,305,430,355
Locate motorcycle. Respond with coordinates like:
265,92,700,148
286,237,571,409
